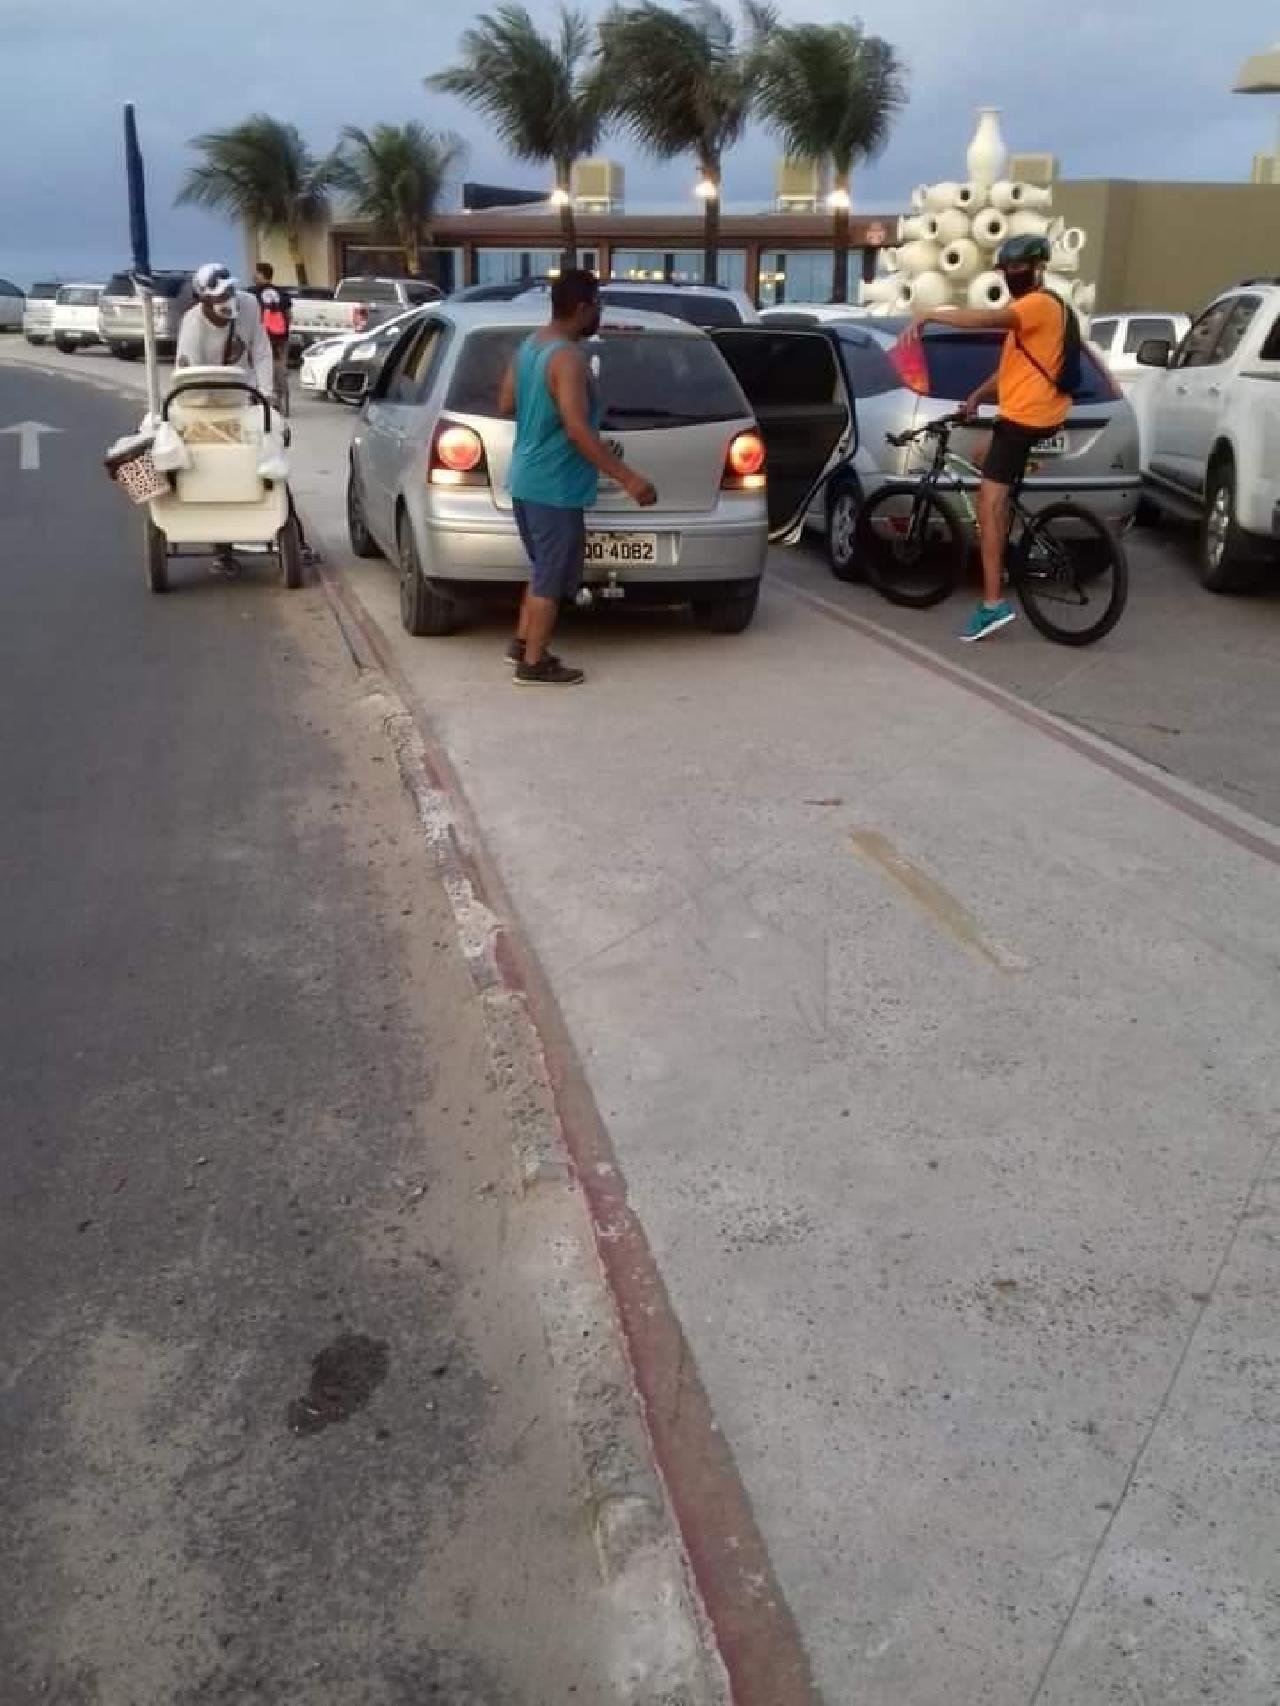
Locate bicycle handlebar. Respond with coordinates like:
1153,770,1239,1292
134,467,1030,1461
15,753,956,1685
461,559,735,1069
885,411,970,450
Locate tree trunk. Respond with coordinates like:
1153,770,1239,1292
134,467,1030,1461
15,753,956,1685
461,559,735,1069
402,223,421,277
558,160,578,272
701,159,721,285
831,169,851,303
287,227,309,289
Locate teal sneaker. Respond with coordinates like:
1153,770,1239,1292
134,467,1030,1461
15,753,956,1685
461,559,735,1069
960,600,1017,643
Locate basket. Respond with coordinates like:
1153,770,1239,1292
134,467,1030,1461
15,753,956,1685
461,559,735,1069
111,448,169,506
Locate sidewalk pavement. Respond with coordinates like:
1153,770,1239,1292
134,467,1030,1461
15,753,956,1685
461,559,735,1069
11,346,1279,1702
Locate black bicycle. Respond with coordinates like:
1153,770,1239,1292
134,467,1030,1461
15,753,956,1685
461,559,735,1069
853,415,1129,647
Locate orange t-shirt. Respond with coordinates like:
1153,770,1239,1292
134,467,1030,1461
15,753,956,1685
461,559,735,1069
997,292,1071,431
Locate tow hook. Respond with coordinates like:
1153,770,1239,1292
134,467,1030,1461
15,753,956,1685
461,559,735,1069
600,571,625,601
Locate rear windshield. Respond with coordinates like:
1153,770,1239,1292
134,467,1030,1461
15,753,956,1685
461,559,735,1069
104,273,136,297
153,273,189,298
836,331,901,398
598,288,742,328
921,330,1115,406
448,329,748,426
294,286,334,299
58,287,100,306
30,281,59,300
338,279,401,304
1122,316,1177,354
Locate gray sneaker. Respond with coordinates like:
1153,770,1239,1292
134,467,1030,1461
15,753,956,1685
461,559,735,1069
514,657,585,686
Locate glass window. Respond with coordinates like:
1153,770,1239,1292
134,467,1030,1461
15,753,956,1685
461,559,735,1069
103,274,135,298
448,328,747,426
1089,318,1117,351
757,250,842,307
381,318,445,404
836,331,901,398
1174,300,1233,369
1120,317,1173,354
58,287,100,307
1259,312,1280,362
1213,296,1260,363
610,249,667,282
0,278,22,298
599,287,742,327
476,248,562,286
917,330,1115,405
712,330,842,408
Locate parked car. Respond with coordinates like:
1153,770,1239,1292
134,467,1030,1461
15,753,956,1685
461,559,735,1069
99,269,190,359
52,284,104,351
449,278,555,302
1133,280,1280,590
0,277,24,332
1088,311,1190,386
23,281,59,343
738,316,1139,580
336,303,848,637
758,303,871,326
515,279,760,329
299,305,425,398
290,277,443,356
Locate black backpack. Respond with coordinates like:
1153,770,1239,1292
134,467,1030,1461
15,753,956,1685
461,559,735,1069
1015,291,1084,398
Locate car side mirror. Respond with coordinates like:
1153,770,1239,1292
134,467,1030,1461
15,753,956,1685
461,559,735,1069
331,369,371,406
1136,339,1172,369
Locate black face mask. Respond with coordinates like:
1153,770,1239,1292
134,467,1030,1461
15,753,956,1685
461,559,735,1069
1004,267,1038,300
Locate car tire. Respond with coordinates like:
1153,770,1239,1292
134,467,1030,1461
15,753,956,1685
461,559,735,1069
110,343,140,361
1200,458,1262,594
1134,493,1161,529
279,512,304,589
144,518,169,594
825,473,865,582
397,514,458,636
346,464,382,559
26,334,46,347
54,336,75,354
691,581,761,634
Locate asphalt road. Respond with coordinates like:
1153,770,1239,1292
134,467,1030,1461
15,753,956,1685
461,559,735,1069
0,365,700,1702
774,524,1280,828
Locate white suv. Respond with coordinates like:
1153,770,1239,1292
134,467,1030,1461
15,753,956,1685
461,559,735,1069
1088,311,1189,386
1135,280,1280,590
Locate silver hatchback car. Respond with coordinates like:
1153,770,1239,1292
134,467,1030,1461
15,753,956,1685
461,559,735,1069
340,303,846,637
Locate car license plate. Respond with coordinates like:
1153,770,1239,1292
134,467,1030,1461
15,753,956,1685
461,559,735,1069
585,532,657,565
1036,431,1067,456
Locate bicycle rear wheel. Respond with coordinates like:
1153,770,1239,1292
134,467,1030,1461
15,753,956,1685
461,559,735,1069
854,483,967,609
1012,502,1128,646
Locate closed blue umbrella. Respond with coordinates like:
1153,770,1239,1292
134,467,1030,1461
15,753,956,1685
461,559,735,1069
123,104,160,414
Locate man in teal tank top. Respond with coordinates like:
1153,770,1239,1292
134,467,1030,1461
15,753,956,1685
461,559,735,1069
498,270,657,686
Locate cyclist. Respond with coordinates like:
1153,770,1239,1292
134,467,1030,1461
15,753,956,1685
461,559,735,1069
908,234,1071,642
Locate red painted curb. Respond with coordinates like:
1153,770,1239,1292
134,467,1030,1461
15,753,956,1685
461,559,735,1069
317,561,821,1706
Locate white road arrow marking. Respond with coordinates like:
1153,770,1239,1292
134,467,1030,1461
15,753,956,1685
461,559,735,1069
1,420,63,471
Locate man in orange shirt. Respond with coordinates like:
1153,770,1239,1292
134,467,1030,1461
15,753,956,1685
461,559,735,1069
911,235,1072,641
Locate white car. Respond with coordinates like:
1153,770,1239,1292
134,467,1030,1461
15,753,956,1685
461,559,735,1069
299,305,425,397
758,302,871,325
0,277,24,332
1135,280,1280,590
1088,311,1190,386
23,281,58,343
52,284,103,352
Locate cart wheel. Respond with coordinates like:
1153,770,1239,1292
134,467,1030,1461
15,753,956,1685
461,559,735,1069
279,512,304,589
144,518,169,594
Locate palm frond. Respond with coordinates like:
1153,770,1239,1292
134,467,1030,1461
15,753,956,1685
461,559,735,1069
755,22,907,174
177,115,337,233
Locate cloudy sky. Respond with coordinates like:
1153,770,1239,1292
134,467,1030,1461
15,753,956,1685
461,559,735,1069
2,0,1274,285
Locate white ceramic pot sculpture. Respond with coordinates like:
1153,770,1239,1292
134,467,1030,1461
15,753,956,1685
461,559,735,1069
988,180,1053,213
924,181,967,211
897,239,942,274
940,239,983,281
907,271,952,312
898,213,941,242
968,270,1010,309
867,108,1095,321
971,207,1009,249
966,108,1008,186
934,207,972,244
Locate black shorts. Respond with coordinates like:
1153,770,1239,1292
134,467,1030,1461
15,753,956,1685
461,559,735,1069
984,420,1055,489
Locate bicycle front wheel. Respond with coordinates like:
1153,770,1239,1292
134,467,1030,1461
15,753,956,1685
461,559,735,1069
1012,502,1129,647
854,483,967,609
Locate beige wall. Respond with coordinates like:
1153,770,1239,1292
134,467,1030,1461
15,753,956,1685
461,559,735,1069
249,225,334,287
1056,180,1280,315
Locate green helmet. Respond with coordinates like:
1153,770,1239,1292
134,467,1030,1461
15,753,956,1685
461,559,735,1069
996,234,1051,271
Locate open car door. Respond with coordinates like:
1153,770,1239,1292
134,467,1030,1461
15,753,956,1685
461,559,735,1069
709,328,854,543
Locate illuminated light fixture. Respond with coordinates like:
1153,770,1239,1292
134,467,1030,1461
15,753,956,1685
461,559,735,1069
549,186,571,207
694,175,719,202
827,187,851,211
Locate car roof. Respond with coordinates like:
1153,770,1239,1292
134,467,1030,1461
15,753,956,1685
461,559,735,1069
58,282,102,291
426,301,711,335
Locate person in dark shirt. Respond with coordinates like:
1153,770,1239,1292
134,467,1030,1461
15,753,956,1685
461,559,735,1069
252,261,292,415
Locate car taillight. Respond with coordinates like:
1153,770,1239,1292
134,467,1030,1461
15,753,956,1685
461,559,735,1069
723,429,766,490
353,307,368,331
430,423,488,487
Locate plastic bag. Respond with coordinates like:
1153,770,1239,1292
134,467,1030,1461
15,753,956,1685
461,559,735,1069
150,421,192,473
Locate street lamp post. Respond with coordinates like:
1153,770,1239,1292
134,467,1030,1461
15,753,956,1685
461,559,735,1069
695,170,720,286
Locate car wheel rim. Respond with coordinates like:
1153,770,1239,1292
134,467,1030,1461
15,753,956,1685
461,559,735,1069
1206,485,1230,570
831,494,856,563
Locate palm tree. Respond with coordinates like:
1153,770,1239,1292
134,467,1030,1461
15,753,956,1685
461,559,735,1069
755,23,907,303
427,4,603,270
597,1,775,285
177,115,337,287
334,124,465,277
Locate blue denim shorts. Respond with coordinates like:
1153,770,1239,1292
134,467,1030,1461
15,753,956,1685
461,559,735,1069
512,499,586,600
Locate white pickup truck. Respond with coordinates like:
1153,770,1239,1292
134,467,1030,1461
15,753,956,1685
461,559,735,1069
289,277,442,355
1134,279,1280,590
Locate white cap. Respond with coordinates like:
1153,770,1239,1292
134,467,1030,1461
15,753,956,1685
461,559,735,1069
193,262,237,301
